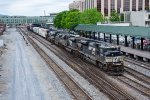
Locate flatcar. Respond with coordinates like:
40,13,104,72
27,24,41,31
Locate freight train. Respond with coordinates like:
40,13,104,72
0,23,6,35
27,24,49,38
27,25,124,75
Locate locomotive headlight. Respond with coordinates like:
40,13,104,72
105,57,112,62
119,56,124,61
105,56,124,63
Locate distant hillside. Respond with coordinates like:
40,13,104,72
0,14,9,16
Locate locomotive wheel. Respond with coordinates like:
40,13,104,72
98,62,103,69
103,64,108,72
74,50,78,56
82,55,86,60
70,50,73,54
96,61,99,67
80,54,83,59
78,53,81,58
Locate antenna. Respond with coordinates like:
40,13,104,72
44,10,46,16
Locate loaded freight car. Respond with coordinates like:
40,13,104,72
33,27,40,34
33,27,48,38
0,23,6,35
38,28,48,38
27,24,41,31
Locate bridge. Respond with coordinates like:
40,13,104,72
0,15,54,26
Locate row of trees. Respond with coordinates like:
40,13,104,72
53,9,120,30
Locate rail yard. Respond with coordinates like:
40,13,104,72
0,26,149,100
1,0,150,100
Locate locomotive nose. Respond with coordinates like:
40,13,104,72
113,57,120,62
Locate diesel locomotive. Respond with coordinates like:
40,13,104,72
27,25,124,75
60,35,124,75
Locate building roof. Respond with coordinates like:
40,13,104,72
75,24,150,38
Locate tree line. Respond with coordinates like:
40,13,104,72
54,9,120,30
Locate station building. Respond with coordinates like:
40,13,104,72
75,24,150,61
44,13,57,29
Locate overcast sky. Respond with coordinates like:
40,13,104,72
0,0,74,16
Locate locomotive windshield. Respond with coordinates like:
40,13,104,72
104,51,123,57
101,47,122,57
103,48,118,52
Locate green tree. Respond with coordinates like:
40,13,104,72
61,10,80,29
53,11,67,28
80,8,104,24
54,10,80,29
65,11,81,29
110,10,120,22
61,11,70,29
54,9,105,29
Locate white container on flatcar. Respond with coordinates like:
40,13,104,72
33,27,40,34
38,28,48,38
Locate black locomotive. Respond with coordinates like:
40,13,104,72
28,26,124,75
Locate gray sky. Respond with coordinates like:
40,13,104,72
0,0,74,16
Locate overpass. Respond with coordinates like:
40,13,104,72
0,16,53,26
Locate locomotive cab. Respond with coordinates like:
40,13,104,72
102,47,124,75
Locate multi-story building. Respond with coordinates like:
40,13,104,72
69,0,84,11
99,0,150,17
69,0,150,17
69,0,97,12
123,11,150,26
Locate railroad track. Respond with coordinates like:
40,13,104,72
24,28,149,99
74,59,135,100
125,67,150,85
73,55,150,98
117,74,150,97
19,28,92,100
124,57,150,71
124,57,150,87
26,29,135,100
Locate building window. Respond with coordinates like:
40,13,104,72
145,0,149,10
104,0,108,16
87,0,91,9
97,0,101,12
111,0,115,12
132,0,136,11
117,0,121,13
148,14,150,19
123,0,130,11
82,2,84,12
84,0,87,9
92,0,94,8
138,0,143,11
90,0,92,9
